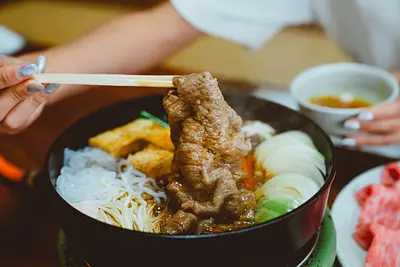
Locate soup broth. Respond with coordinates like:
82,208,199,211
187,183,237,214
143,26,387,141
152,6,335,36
309,95,372,109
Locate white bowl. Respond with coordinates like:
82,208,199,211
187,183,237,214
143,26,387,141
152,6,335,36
290,63,399,136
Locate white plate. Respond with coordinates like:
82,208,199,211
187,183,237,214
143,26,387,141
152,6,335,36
331,163,395,267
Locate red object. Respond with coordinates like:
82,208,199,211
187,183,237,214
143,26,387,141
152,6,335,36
365,224,400,267
355,184,385,207
0,156,25,182
354,182,400,250
381,162,400,187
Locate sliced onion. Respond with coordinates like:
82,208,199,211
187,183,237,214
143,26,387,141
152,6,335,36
254,130,316,167
254,173,320,223
262,150,325,186
255,173,320,202
266,144,325,174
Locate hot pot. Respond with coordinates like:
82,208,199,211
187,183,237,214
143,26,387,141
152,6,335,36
42,92,336,267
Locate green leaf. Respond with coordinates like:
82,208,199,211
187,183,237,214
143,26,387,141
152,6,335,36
139,110,170,128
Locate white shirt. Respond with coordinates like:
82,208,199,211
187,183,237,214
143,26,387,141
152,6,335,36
171,0,400,70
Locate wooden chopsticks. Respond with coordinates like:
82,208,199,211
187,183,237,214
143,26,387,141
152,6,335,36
34,73,176,88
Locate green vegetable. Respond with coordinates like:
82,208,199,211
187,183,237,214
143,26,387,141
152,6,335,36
255,194,302,222
139,110,170,128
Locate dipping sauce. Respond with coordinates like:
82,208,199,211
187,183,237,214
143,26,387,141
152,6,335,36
309,95,372,109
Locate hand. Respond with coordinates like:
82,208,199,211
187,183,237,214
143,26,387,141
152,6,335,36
340,69,400,147
0,55,59,134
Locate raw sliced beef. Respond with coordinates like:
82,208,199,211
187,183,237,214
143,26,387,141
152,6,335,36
365,224,400,267
355,184,386,207
381,162,400,187
353,183,400,250
355,162,400,208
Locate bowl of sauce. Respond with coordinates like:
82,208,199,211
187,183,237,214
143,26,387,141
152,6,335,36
290,63,399,136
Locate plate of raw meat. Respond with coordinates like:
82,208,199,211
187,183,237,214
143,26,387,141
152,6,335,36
332,161,400,267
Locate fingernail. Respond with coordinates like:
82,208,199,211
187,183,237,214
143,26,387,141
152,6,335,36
358,111,374,121
340,138,356,147
343,120,360,130
26,82,45,94
44,83,60,94
18,64,38,77
36,55,46,73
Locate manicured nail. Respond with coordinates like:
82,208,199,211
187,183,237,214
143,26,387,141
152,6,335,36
343,120,360,130
358,111,374,121
44,83,60,94
36,55,46,73
26,82,45,94
18,64,38,77
340,138,356,147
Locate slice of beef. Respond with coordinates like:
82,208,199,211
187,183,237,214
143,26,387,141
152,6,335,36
354,182,400,250
365,224,400,267
355,184,386,208
161,210,197,235
162,72,255,233
381,162,400,187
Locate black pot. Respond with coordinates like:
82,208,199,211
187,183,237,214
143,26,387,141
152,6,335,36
43,92,336,267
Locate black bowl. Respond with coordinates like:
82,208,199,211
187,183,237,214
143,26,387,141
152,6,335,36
43,92,336,267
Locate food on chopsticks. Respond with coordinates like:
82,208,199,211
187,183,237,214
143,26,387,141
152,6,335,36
56,72,326,234
353,162,400,266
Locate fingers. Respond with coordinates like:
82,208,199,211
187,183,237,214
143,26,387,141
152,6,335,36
355,99,400,122
0,83,59,134
36,55,46,73
344,117,400,134
0,80,44,121
0,55,61,134
0,63,38,90
1,93,47,133
341,132,400,147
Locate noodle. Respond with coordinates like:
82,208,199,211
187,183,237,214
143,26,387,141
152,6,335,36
56,147,167,233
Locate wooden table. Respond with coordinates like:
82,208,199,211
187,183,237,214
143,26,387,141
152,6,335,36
0,45,396,267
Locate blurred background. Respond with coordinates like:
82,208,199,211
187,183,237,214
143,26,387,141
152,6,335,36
0,0,353,87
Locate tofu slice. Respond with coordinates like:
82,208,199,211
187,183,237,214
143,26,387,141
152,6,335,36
89,118,173,158
127,145,173,178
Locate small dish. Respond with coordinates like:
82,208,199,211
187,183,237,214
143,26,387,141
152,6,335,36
290,63,399,136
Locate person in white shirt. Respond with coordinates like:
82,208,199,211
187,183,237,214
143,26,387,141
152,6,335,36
0,0,399,146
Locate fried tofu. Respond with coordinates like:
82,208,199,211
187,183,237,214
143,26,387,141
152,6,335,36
143,126,174,151
127,145,173,178
89,119,173,158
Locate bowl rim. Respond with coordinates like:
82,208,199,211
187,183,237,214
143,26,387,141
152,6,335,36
45,92,337,239
290,62,400,115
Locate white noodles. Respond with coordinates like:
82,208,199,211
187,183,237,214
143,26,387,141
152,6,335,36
56,147,167,233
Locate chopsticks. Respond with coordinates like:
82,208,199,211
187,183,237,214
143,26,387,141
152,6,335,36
34,73,176,88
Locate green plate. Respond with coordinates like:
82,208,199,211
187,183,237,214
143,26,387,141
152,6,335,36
305,210,337,267
58,211,336,267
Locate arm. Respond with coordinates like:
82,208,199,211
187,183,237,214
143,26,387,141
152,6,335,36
19,1,202,104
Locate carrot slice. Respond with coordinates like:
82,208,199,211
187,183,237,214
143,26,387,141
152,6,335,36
242,155,255,191
0,156,25,182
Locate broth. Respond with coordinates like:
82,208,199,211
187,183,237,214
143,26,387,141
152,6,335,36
309,95,372,109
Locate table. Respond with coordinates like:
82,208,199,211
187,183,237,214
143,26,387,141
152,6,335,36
0,44,397,267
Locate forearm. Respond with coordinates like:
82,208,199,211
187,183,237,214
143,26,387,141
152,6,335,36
19,2,202,104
